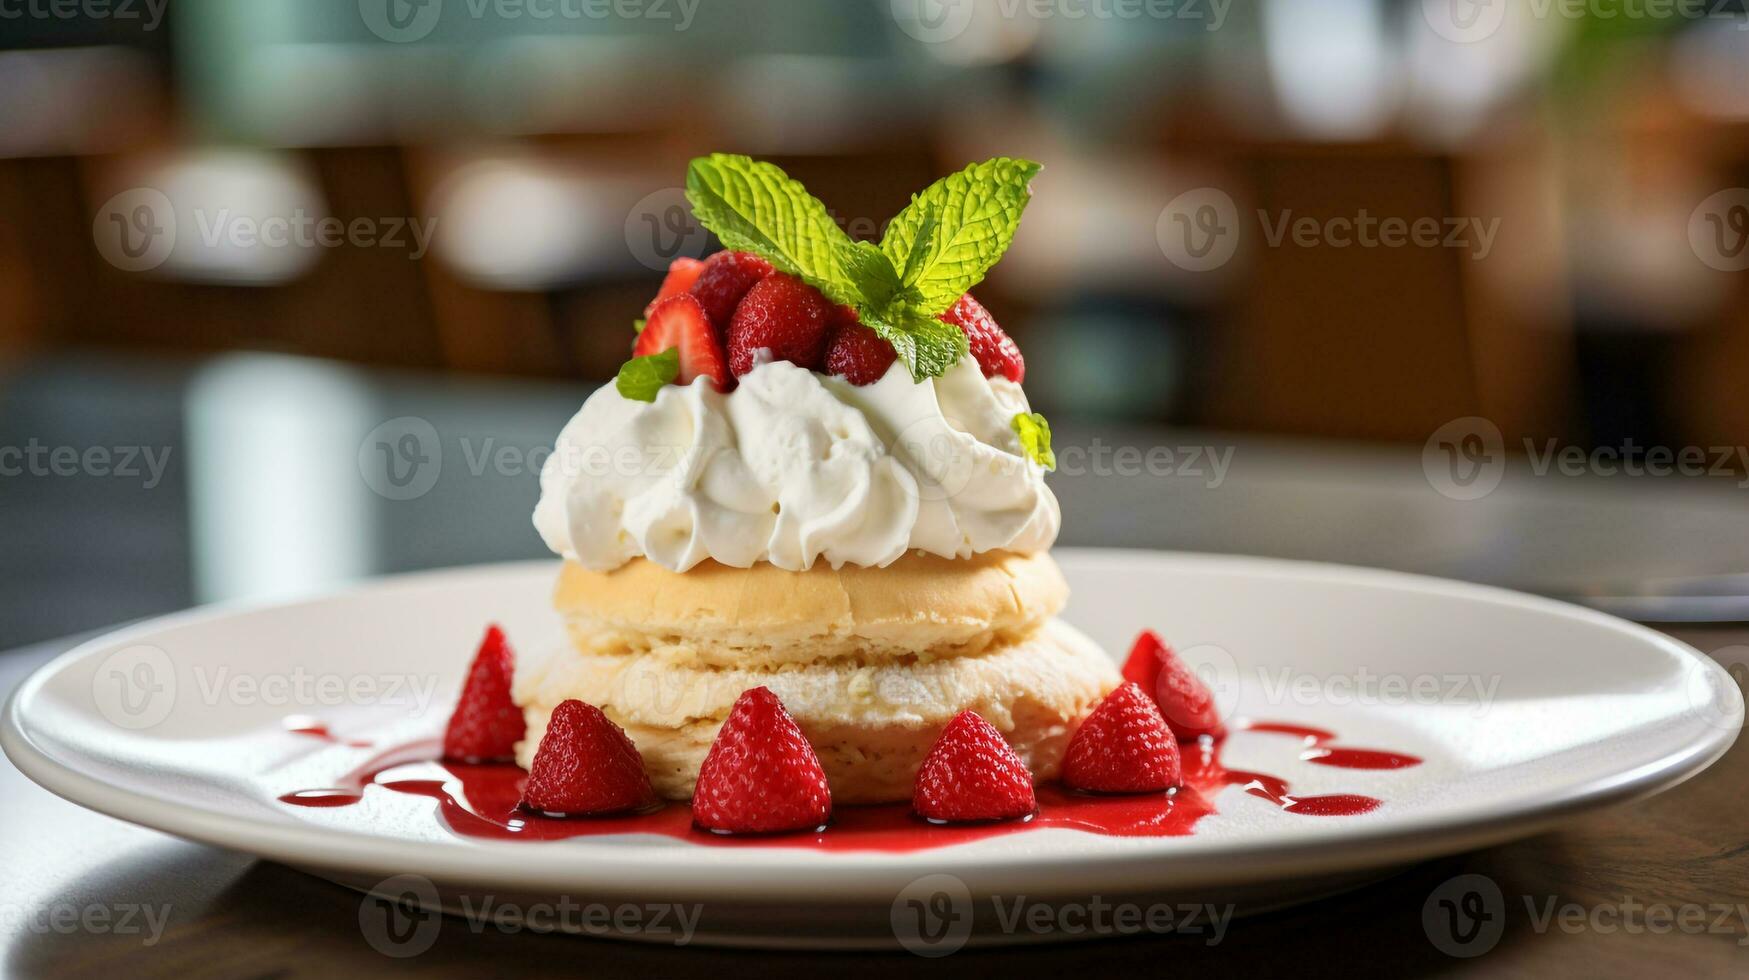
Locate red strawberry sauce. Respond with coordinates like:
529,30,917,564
277,720,1420,850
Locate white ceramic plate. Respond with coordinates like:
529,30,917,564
4,550,1741,950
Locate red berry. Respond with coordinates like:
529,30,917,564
442,625,525,763
692,687,832,834
726,272,833,376
633,293,732,392
1121,630,1226,741
1062,683,1182,793
912,710,1036,823
519,699,657,816
940,293,1024,383
644,257,705,316
822,307,897,384
689,250,773,327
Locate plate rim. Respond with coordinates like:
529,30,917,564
4,549,1742,900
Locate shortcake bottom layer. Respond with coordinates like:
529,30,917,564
512,618,1120,804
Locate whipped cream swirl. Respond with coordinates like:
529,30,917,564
533,357,1060,572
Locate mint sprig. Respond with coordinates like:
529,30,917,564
1012,411,1056,471
683,153,1039,382
615,348,678,402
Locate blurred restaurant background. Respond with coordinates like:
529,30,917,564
5,0,1749,647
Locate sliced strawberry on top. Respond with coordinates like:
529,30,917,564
940,292,1024,383
520,699,657,817
692,687,832,834
912,710,1037,823
644,256,705,316
1062,683,1182,794
443,624,526,763
726,271,833,376
823,306,897,385
634,292,732,392
1121,630,1226,742
689,250,773,327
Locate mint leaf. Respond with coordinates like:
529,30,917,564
685,154,848,290
864,308,968,383
615,348,678,402
1011,411,1056,471
880,157,1042,316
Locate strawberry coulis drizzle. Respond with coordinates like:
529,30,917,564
276,719,1419,849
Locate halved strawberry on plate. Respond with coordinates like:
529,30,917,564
634,293,732,392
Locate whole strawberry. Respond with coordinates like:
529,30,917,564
726,272,834,376
520,699,657,816
644,256,705,316
1121,630,1226,742
692,687,832,834
912,710,1036,823
689,250,773,327
823,307,897,385
443,625,526,763
940,293,1023,383
1062,683,1182,793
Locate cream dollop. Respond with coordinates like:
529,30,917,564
533,357,1059,572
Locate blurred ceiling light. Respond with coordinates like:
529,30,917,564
1672,19,1749,120
897,0,1041,66
1261,0,1397,140
106,149,328,285
0,48,157,159
429,157,606,290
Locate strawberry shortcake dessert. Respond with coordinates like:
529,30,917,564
464,154,1214,832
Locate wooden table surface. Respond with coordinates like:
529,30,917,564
2,625,1744,979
